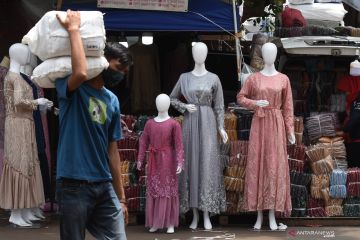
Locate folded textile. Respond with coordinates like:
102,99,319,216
305,114,336,142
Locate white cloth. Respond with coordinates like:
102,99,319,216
289,0,314,4
22,11,106,61
31,57,109,88
284,1,347,21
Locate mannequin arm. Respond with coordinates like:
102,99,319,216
137,123,150,170
288,132,295,145
174,121,185,171
282,78,295,138
12,79,37,110
57,10,87,92
237,76,258,110
219,129,228,143
169,76,187,114
213,77,226,130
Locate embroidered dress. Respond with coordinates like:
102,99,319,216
170,71,226,214
0,72,44,209
137,118,184,229
237,72,294,214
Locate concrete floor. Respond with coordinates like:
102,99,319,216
1,213,360,240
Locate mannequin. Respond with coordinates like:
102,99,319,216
170,42,227,230
0,43,51,227
237,42,294,230
137,94,184,234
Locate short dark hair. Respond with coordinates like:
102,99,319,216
104,42,132,66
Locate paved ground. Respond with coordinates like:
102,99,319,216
1,212,360,239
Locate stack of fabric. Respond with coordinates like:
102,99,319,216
288,144,307,172
307,197,326,217
317,137,347,170
290,171,312,217
329,169,347,199
234,109,253,141
306,144,334,175
347,168,360,198
325,198,344,217
294,117,304,145
224,140,249,214
224,112,238,142
343,197,360,217
305,114,336,143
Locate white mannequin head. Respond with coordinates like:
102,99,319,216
261,42,277,65
155,94,170,113
192,42,208,65
350,59,360,76
9,43,30,73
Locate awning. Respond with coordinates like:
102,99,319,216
61,0,238,32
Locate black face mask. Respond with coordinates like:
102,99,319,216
102,68,125,88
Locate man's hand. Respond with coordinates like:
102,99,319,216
56,9,81,32
121,203,129,225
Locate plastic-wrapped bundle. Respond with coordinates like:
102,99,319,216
305,114,336,142
347,168,360,197
226,191,240,214
230,140,248,157
343,197,360,217
288,144,306,160
311,174,330,200
290,171,312,186
291,184,308,200
329,185,347,198
224,113,238,130
234,109,253,130
224,177,244,192
325,198,344,216
318,137,346,160
117,135,139,149
307,197,326,217
311,155,334,175
294,117,304,145
119,149,138,162
291,208,307,217
288,158,305,172
225,166,246,178
229,154,247,167
237,130,250,140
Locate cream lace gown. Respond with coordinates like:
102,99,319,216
0,72,44,209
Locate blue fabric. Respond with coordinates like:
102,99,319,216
20,73,51,199
55,77,122,181
62,0,238,32
56,180,127,240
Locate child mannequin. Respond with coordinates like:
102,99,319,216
137,94,184,234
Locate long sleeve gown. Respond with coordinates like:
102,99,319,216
137,118,184,229
170,71,226,214
237,72,293,214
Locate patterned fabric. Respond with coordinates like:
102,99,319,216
0,71,44,209
170,71,226,214
137,118,184,228
0,66,8,176
237,72,294,214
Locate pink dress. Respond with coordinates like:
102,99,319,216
137,118,184,229
237,72,293,214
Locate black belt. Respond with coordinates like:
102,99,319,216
60,178,111,186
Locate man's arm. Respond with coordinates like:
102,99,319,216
57,10,87,91
108,141,128,224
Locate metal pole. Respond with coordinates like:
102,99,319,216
232,0,241,81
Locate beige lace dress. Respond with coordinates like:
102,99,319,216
0,71,44,209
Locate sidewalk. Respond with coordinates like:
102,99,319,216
1,214,360,240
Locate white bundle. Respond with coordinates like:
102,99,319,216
32,57,109,88
22,11,106,61
289,0,314,4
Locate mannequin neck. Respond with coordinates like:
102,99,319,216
154,111,170,122
260,63,278,76
9,61,20,74
192,63,208,77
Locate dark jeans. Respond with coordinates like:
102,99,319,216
56,179,127,240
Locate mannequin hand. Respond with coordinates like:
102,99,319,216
185,104,197,113
56,9,81,32
136,162,142,171
176,166,182,174
255,100,269,108
36,98,53,108
288,132,295,145
219,129,228,143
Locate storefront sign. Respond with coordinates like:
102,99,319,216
97,0,188,12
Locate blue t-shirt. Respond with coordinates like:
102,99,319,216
55,77,122,181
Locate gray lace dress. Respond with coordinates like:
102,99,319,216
170,71,226,214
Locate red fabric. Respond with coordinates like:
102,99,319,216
282,6,306,28
337,75,360,112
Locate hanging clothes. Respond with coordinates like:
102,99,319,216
170,72,226,214
129,42,161,114
21,73,51,200
237,72,293,214
337,75,360,112
0,64,8,176
137,118,184,229
0,72,44,209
